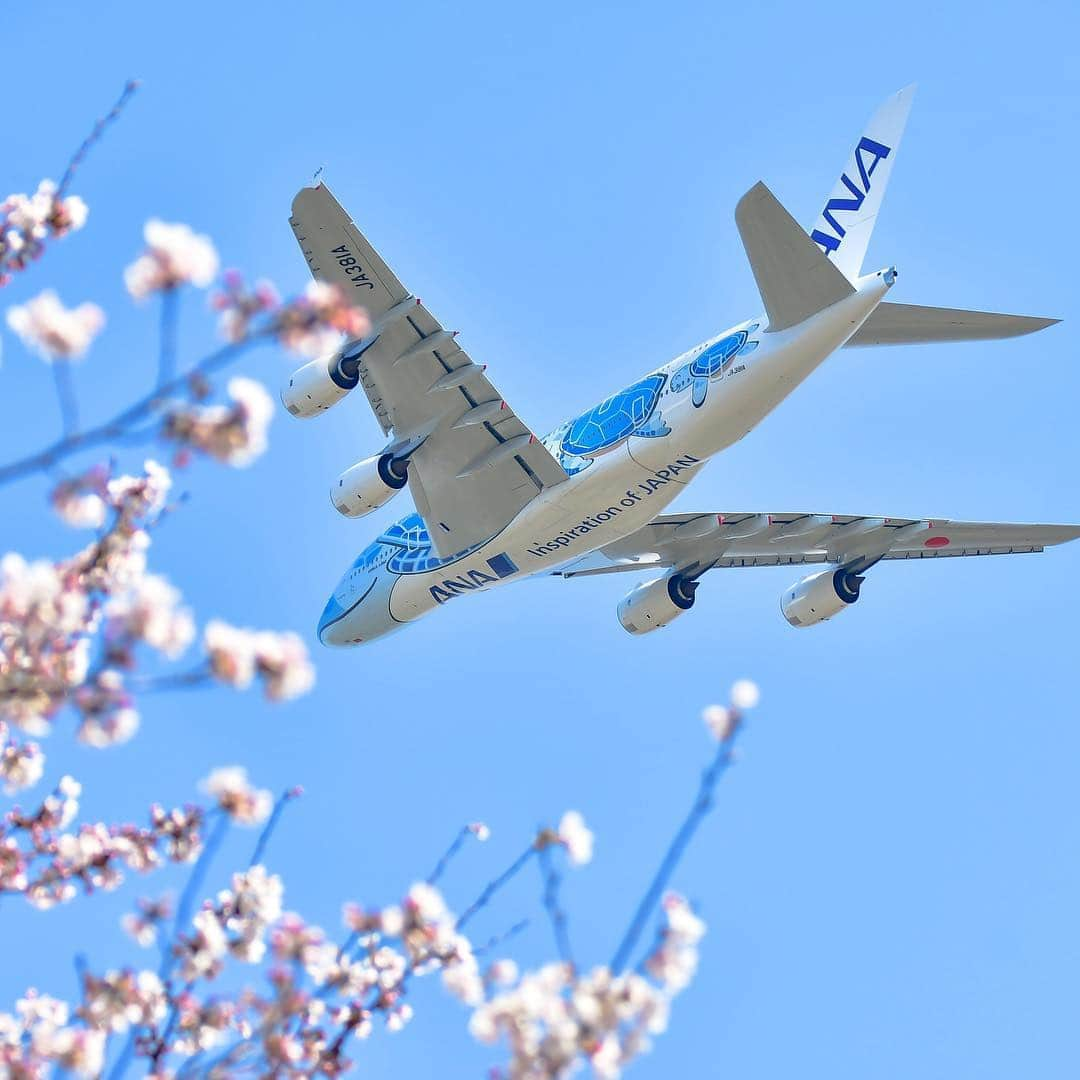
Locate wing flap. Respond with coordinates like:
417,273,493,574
557,513,1080,577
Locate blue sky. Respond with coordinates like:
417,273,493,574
3,1,1079,1076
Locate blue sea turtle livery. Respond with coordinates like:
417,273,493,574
545,372,670,475
669,326,760,407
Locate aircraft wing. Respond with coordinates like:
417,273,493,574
290,183,568,556
555,512,1080,577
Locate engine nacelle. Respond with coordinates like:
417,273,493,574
280,342,366,418
780,567,863,627
617,573,697,635
331,454,409,518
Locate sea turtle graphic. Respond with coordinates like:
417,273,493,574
546,372,670,476
670,326,760,407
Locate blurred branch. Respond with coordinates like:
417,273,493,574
157,288,179,387
51,361,79,436
610,715,745,975
0,335,261,488
537,841,574,972
248,786,302,868
456,843,536,932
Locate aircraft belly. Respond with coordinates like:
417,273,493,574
388,442,703,620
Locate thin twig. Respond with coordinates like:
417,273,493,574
249,787,301,868
456,843,536,933
537,841,575,972
609,718,744,975
128,662,212,694
474,918,531,958
57,80,140,198
427,825,471,886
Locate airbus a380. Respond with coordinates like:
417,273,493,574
281,87,1078,646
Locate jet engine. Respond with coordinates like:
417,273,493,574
280,341,366,418
617,573,698,635
780,567,863,627
331,453,409,518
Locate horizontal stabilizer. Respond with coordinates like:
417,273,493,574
736,182,854,333
845,302,1060,347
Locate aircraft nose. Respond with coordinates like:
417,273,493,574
316,574,397,647
317,594,351,647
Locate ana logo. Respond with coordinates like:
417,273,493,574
810,136,891,257
429,568,498,605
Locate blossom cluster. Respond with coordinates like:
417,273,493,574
163,375,274,467
1,459,314,779
6,290,104,361
0,773,203,909
471,892,704,1079
0,179,88,287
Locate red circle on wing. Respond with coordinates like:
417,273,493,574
924,536,950,548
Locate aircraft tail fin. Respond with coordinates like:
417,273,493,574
844,302,1061,347
735,181,854,333
810,85,915,281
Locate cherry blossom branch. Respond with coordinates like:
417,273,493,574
51,360,79,437
157,288,179,387
427,821,489,886
248,786,302,868
537,840,575,973
0,336,260,487
56,80,140,199
456,844,536,932
609,703,749,975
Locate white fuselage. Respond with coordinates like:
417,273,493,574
317,272,892,645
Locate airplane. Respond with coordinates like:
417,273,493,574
280,86,1079,646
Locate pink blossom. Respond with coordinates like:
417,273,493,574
211,270,280,342
273,281,370,358
105,573,194,658
702,704,735,742
74,670,139,748
0,179,88,283
163,375,274,468
124,220,219,298
6,290,104,360
200,765,272,825
203,621,315,701
49,466,110,530
0,731,45,793
468,821,491,842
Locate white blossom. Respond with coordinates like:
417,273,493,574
6,290,104,360
557,810,594,866
124,219,218,298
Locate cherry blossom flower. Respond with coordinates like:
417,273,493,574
204,621,315,700
50,465,110,529
468,821,491,842
702,703,735,742
74,670,140,747
124,220,219,299
163,375,274,468
121,895,172,948
251,629,316,701
0,728,44,793
557,810,594,866
105,573,194,659
6,290,104,361
200,766,272,825
0,180,88,285
272,281,370,357
211,269,280,342
730,678,760,710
